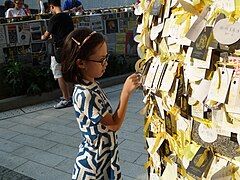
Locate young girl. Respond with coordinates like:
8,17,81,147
61,28,141,179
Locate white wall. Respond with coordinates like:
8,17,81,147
0,0,135,10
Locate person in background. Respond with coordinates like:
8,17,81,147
4,0,14,17
43,2,50,13
41,0,74,109
5,0,26,18
23,3,30,15
61,27,141,179
63,0,83,14
38,0,45,14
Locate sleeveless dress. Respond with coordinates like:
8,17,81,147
72,80,122,180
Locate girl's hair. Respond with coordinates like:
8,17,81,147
61,28,106,84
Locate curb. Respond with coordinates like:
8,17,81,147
0,73,131,112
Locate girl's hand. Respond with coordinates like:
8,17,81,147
122,73,142,96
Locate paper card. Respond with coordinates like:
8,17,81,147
187,146,214,178
161,162,178,179
168,43,181,53
168,78,179,108
155,95,165,119
177,115,191,131
159,61,179,92
190,27,213,61
212,0,236,12
191,102,204,119
178,0,199,15
167,37,177,45
207,67,234,103
225,76,240,112
143,30,151,48
136,23,143,34
228,56,240,78
211,165,238,180
150,23,164,41
206,157,228,179
191,79,211,102
193,48,212,69
152,61,167,90
164,111,177,136
198,124,218,143
185,6,211,42
163,0,171,19
213,19,240,45
143,57,159,89
162,18,172,37
149,172,160,179
146,137,164,155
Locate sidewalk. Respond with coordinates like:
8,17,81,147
0,84,147,180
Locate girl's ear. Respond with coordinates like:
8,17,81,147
76,59,86,69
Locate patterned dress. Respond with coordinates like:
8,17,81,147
72,80,122,180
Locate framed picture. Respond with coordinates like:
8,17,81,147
105,19,119,34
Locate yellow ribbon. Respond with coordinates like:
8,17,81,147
192,116,212,127
195,148,209,167
144,156,153,169
151,132,165,154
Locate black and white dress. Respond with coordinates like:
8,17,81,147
72,80,122,180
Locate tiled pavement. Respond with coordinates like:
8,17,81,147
0,84,148,180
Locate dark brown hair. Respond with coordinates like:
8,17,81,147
61,28,106,84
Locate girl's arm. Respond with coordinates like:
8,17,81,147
100,73,141,131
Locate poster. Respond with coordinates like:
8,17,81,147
105,19,119,34
29,22,42,41
90,15,103,32
6,24,18,45
79,16,91,28
17,23,31,45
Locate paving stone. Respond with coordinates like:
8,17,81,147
20,112,42,119
43,117,75,126
0,138,23,152
119,148,141,163
0,109,24,120
43,132,80,148
12,146,66,167
10,134,56,151
9,124,50,137
47,144,78,159
118,130,145,144
0,120,18,128
15,161,70,180
120,139,147,154
9,117,45,127
36,108,68,118
122,175,136,180
55,158,74,174
120,160,147,179
135,154,148,166
38,122,79,136
0,128,20,140
66,121,79,129
121,122,142,133
0,150,28,169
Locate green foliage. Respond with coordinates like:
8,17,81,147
3,60,24,96
1,60,57,98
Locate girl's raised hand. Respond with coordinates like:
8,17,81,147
122,73,142,96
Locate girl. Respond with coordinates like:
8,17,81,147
61,28,141,179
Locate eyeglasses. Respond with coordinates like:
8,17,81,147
87,53,109,65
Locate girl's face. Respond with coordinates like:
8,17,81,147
80,42,108,82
